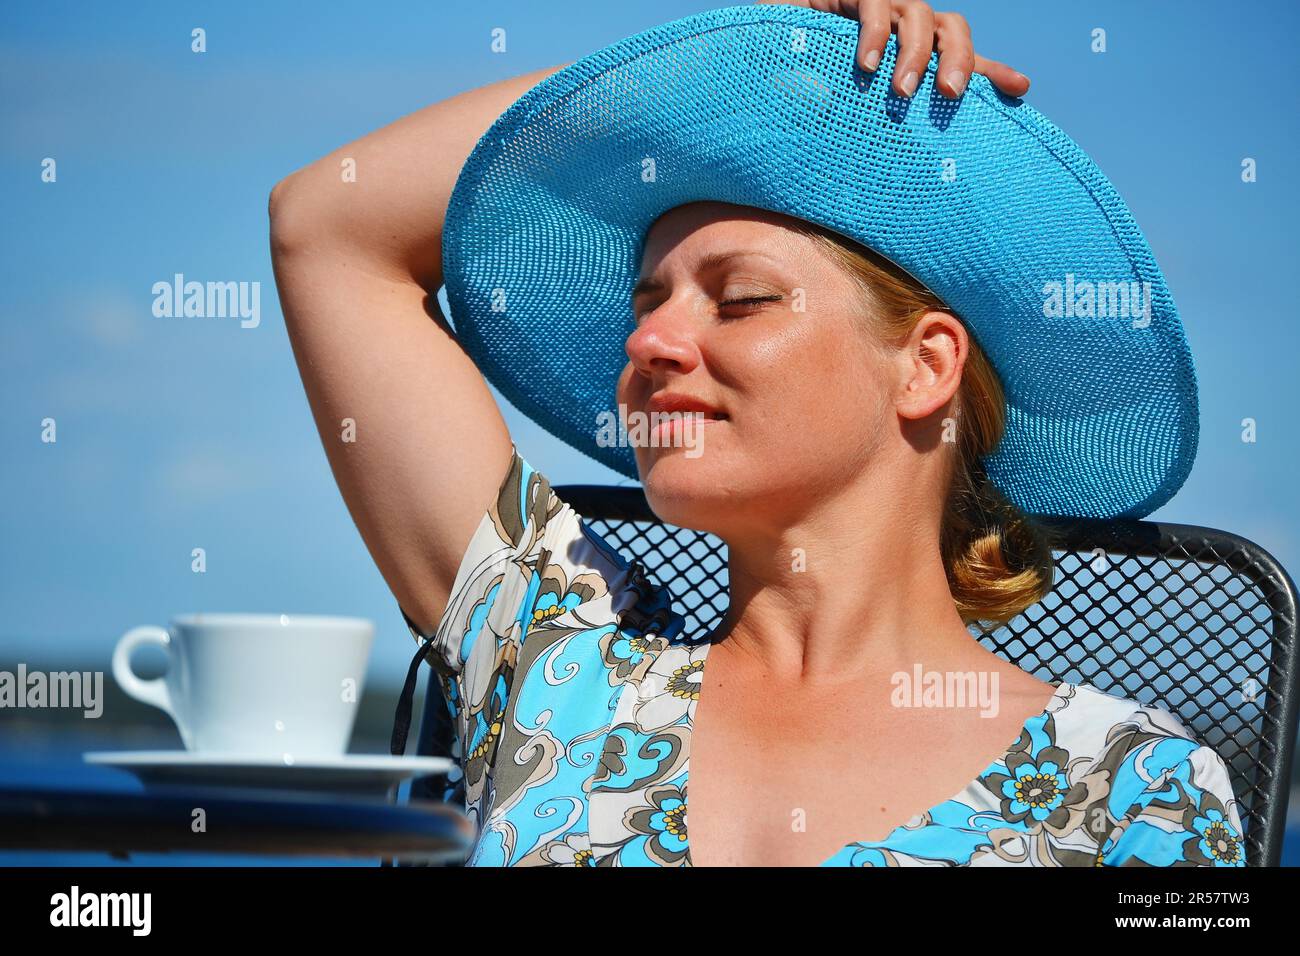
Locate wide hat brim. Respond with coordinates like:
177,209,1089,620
442,3,1198,520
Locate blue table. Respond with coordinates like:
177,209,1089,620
0,784,473,865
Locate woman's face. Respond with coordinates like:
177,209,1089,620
615,201,904,534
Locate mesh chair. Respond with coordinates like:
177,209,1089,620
408,484,1300,867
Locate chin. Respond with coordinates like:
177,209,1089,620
638,449,735,531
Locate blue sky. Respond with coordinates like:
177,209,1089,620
2,0,1298,686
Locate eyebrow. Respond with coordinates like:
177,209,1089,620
631,250,780,302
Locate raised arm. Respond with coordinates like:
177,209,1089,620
267,63,568,637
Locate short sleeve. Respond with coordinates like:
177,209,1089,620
397,444,576,680
1100,741,1247,867
391,443,607,821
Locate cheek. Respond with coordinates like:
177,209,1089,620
732,321,880,432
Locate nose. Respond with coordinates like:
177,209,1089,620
625,295,702,377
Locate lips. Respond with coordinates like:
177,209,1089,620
645,393,728,419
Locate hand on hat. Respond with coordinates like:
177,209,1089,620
757,0,1031,100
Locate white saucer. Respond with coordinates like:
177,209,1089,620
83,751,455,796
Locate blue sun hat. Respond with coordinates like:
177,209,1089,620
440,3,1198,520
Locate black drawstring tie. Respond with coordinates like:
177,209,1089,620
390,546,555,758
391,607,435,757
620,559,683,639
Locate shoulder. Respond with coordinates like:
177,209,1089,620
1031,680,1239,824
483,446,635,580
1048,681,1217,782
409,444,646,677
1044,682,1246,866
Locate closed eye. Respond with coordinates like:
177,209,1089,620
720,294,783,313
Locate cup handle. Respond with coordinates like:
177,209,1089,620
112,625,178,722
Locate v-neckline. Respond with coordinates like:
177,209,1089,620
677,639,1069,867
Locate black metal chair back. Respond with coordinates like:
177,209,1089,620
411,484,1300,867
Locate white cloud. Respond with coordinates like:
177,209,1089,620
151,444,272,510
75,290,145,347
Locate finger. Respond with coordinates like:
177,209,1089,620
972,53,1031,96
890,0,936,98
854,0,893,73
933,11,974,98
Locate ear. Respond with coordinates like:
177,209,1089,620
895,311,966,421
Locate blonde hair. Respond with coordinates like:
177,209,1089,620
790,221,1060,627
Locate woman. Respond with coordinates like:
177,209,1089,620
268,1,1245,867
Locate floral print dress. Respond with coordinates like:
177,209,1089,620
398,445,1248,867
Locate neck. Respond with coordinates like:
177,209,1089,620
709,463,976,689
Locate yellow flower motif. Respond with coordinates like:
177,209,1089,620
1014,772,1059,809
667,660,704,701
469,706,506,761
1203,820,1242,865
661,801,687,838
531,604,566,628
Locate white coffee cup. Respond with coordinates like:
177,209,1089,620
112,613,375,759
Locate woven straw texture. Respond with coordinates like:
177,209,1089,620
441,3,1198,519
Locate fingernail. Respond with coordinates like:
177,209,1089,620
863,48,881,71
945,70,967,96
900,70,919,97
